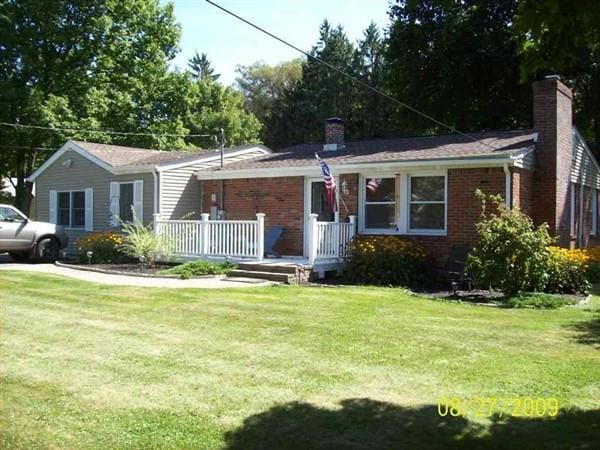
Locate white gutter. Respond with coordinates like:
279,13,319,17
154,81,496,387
196,155,518,180
503,163,512,209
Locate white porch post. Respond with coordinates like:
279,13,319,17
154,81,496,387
153,213,161,233
256,213,265,261
349,215,357,238
201,213,210,257
307,213,319,264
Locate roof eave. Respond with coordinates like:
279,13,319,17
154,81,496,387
195,153,519,180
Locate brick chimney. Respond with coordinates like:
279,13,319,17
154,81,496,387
531,75,573,244
325,117,345,146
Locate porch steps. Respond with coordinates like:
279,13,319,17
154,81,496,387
227,269,295,284
227,262,312,284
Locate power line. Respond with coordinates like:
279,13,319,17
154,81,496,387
0,122,214,138
0,145,55,151
205,0,501,152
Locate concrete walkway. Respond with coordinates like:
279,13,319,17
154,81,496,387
0,258,272,289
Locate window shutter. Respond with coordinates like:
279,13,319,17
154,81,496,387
109,182,120,227
49,190,57,224
85,188,93,231
133,180,143,223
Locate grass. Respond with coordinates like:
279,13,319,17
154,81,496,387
161,260,237,279
1,271,599,449
504,292,577,309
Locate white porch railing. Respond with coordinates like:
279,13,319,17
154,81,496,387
154,213,265,260
306,214,357,264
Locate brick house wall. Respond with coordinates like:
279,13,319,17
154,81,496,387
512,168,534,216
201,177,305,256
202,167,508,262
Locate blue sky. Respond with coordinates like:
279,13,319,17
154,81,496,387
162,0,392,85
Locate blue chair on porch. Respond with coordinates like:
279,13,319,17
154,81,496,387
264,226,285,258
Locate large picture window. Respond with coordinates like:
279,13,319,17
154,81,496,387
408,175,446,231
57,191,86,228
364,178,396,229
359,173,447,235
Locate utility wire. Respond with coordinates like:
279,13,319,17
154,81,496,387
0,122,214,138
205,0,501,152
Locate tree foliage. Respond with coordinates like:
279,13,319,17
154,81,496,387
235,59,302,141
514,0,600,152
0,0,259,213
188,51,220,81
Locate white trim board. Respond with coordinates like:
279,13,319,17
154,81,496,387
195,153,529,181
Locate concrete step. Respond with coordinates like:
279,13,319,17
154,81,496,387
237,262,299,274
227,269,295,284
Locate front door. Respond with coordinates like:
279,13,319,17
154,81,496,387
304,178,336,257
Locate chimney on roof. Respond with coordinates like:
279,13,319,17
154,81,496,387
531,74,573,244
324,117,345,149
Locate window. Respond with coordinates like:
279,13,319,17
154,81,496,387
408,176,446,231
591,188,597,236
0,206,26,222
119,182,134,222
359,173,447,235
57,191,86,228
364,178,396,229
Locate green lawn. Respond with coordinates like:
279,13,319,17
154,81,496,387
1,271,599,449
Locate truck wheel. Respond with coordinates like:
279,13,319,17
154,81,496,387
36,237,60,262
8,251,30,262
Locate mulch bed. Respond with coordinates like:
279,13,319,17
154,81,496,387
55,261,220,279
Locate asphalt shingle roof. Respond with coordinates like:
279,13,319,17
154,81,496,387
213,129,536,171
70,141,264,167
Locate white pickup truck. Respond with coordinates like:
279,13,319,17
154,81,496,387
0,204,69,262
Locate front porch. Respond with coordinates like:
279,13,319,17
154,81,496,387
153,213,357,279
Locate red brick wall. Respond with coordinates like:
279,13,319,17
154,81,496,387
531,77,573,245
201,177,305,256
512,168,534,216
355,168,506,262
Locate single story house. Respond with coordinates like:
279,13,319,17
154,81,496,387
29,76,599,274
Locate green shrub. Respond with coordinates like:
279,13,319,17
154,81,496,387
162,260,237,279
345,235,427,287
545,247,590,294
504,293,573,309
467,190,554,296
120,217,173,267
76,231,133,264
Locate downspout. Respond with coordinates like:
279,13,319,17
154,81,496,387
503,163,512,210
579,174,584,247
153,167,160,216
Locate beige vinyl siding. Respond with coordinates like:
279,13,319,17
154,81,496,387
35,149,154,251
160,164,203,220
571,132,600,189
159,149,268,220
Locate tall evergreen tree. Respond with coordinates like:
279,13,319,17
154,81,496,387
188,51,220,81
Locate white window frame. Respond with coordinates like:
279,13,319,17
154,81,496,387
591,188,597,236
570,183,576,237
361,176,398,233
358,171,447,236
406,173,448,235
56,190,86,229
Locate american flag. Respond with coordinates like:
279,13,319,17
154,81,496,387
366,178,382,193
316,154,338,213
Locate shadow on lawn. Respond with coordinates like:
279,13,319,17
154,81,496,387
223,398,599,450
568,311,600,347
